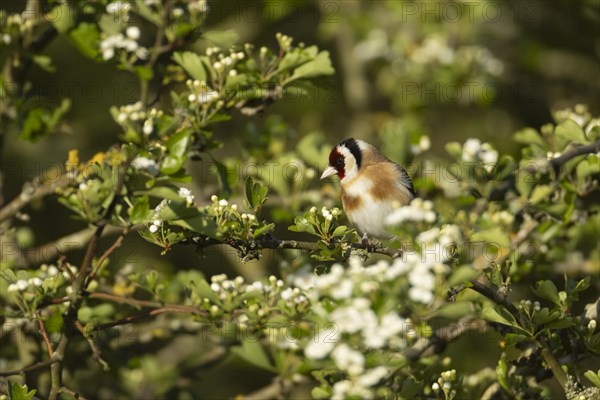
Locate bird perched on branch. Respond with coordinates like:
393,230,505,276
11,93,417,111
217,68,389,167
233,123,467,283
320,138,415,243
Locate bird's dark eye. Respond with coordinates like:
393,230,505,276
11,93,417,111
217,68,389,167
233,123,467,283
335,157,344,166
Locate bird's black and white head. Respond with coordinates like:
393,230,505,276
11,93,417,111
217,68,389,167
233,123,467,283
320,138,367,184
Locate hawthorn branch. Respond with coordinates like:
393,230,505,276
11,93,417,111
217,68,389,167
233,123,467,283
75,321,109,371
48,159,131,400
403,317,486,362
0,174,74,223
36,312,55,359
549,139,600,176
9,224,142,269
194,235,403,259
0,359,56,377
59,386,89,400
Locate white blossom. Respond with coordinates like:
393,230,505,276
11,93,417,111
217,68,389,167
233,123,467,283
131,156,159,175
178,187,195,205
332,344,365,376
126,26,140,40
16,280,29,291
358,366,388,387
304,329,338,359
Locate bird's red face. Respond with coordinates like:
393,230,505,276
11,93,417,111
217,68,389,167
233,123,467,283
321,138,362,182
328,149,346,180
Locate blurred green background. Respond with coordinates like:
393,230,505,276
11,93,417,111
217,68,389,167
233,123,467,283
2,0,599,398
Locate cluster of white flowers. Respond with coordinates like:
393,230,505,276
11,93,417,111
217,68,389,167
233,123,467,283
7,263,76,293
186,80,220,105
202,274,309,324
292,254,453,398
208,195,252,219
147,199,170,232
177,187,195,206
7,278,42,293
411,35,456,66
432,369,457,398
311,206,340,221
385,198,436,225
131,156,159,176
206,47,245,78
100,26,147,61
461,138,499,172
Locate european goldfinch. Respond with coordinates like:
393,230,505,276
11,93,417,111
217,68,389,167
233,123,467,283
320,138,415,240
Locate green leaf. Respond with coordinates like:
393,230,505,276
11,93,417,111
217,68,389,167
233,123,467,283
533,307,560,325
245,177,269,212
331,225,348,238
50,4,73,33
202,29,239,48
514,128,545,147
231,339,277,372
173,52,208,81
434,302,473,319
191,279,221,304
129,195,152,224
277,45,318,73
471,227,510,248
20,99,70,142
531,280,560,306
584,370,600,388
134,0,162,25
555,119,588,144
311,387,332,399
481,305,527,335
287,51,334,83
253,223,275,238
576,156,600,181
529,184,553,205
32,55,56,73
211,155,232,198
160,130,191,175
543,317,574,330
448,265,480,286
8,382,37,400
399,377,420,398
138,186,184,202
496,355,511,394
69,23,101,59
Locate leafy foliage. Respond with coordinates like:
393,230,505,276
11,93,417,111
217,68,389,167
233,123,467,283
0,1,598,400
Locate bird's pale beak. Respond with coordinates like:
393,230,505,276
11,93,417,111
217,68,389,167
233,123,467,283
320,166,338,180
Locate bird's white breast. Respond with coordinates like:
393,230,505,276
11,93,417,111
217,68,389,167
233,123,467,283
343,177,395,238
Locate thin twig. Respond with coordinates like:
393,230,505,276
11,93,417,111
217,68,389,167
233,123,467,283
0,174,73,223
75,321,109,371
85,229,128,288
195,235,403,259
403,317,486,362
59,386,89,400
0,359,56,377
36,311,55,359
90,306,205,332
